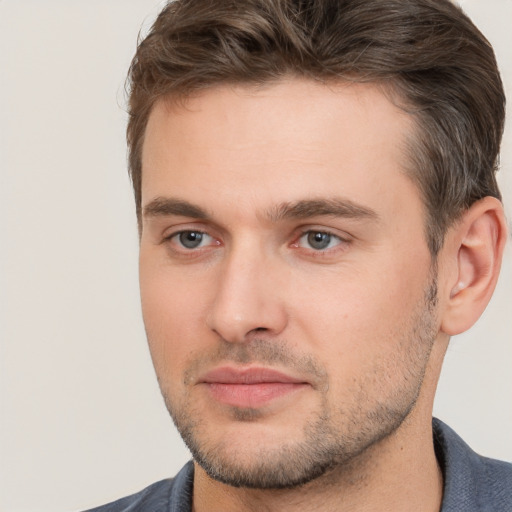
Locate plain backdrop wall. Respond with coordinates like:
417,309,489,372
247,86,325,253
1,1,511,511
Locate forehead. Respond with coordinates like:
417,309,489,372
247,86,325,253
141,79,417,218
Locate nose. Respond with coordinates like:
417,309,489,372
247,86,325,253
206,244,288,343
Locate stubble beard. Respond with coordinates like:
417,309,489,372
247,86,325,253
158,278,439,490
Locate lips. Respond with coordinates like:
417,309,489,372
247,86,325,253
198,366,309,408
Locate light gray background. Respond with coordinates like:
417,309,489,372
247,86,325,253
1,1,511,511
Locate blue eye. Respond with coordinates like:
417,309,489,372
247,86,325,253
175,231,211,249
299,231,341,250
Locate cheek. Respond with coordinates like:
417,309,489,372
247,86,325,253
139,260,213,376
291,275,433,415
289,257,431,362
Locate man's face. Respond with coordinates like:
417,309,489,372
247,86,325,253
139,80,439,488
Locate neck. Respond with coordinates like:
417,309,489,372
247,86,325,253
192,412,443,512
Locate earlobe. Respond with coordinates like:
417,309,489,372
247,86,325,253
440,197,507,336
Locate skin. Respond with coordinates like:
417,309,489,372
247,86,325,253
138,79,506,512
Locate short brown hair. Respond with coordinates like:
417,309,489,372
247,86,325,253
126,0,505,254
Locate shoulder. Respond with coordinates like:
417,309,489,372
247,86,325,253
84,479,174,512
83,461,194,512
433,418,512,512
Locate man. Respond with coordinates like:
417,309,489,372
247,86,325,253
87,0,512,510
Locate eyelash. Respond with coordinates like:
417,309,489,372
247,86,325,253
292,229,351,255
163,228,351,258
164,229,219,253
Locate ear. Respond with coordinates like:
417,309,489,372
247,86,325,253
440,196,508,336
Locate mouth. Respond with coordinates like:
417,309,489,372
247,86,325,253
198,366,310,408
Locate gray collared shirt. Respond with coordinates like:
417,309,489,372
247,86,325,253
85,418,512,511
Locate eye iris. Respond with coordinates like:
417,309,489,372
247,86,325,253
307,232,331,250
179,231,203,248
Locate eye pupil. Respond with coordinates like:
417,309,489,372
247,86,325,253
307,231,331,250
179,231,203,249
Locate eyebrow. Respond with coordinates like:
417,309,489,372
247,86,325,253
266,198,380,223
143,197,210,220
142,196,379,223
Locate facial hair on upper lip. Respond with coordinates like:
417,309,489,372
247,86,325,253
182,337,329,391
